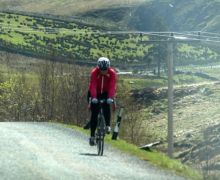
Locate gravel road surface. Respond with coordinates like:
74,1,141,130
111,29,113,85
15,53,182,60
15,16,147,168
0,122,188,180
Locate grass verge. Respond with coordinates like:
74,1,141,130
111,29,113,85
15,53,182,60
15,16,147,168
60,123,202,180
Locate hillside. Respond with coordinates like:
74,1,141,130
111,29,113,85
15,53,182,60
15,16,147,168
79,0,220,32
0,11,219,67
0,11,152,64
1,0,220,32
127,65,220,179
0,0,146,16
1,0,220,67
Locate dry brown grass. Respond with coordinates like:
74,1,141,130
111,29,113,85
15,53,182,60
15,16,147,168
144,83,220,143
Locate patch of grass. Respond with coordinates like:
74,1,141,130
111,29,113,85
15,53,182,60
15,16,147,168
119,71,216,91
60,123,202,180
200,66,220,79
174,74,206,85
122,77,166,90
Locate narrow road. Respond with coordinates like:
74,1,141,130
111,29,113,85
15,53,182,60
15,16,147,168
0,122,187,180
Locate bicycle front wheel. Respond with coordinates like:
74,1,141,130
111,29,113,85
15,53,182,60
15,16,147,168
97,113,106,156
97,135,104,156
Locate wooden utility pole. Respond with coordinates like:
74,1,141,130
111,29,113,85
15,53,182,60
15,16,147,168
167,33,174,158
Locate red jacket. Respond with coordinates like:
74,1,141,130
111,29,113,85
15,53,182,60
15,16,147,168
89,67,117,99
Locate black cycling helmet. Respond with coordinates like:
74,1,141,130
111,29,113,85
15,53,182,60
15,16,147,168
97,57,110,70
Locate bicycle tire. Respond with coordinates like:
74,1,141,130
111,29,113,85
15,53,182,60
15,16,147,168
97,115,106,156
97,129,104,155
97,136,104,156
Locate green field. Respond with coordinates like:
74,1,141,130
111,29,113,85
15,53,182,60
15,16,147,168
0,11,218,67
0,12,152,63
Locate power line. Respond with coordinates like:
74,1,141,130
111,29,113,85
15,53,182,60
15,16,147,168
1,23,220,44
175,31,220,41
0,23,218,37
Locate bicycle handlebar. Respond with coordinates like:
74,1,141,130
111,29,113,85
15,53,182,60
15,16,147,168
88,98,116,111
89,98,114,104
99,99,106,102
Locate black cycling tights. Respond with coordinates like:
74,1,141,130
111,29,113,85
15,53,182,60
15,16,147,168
88,92,111,137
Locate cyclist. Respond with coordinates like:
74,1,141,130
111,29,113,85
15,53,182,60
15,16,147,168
87,57,117,146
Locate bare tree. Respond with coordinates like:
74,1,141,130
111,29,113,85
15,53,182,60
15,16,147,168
55,63,89,125
116,78,146,144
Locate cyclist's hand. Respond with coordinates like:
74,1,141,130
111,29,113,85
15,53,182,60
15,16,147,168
91,98,98,104
107,98,114,104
